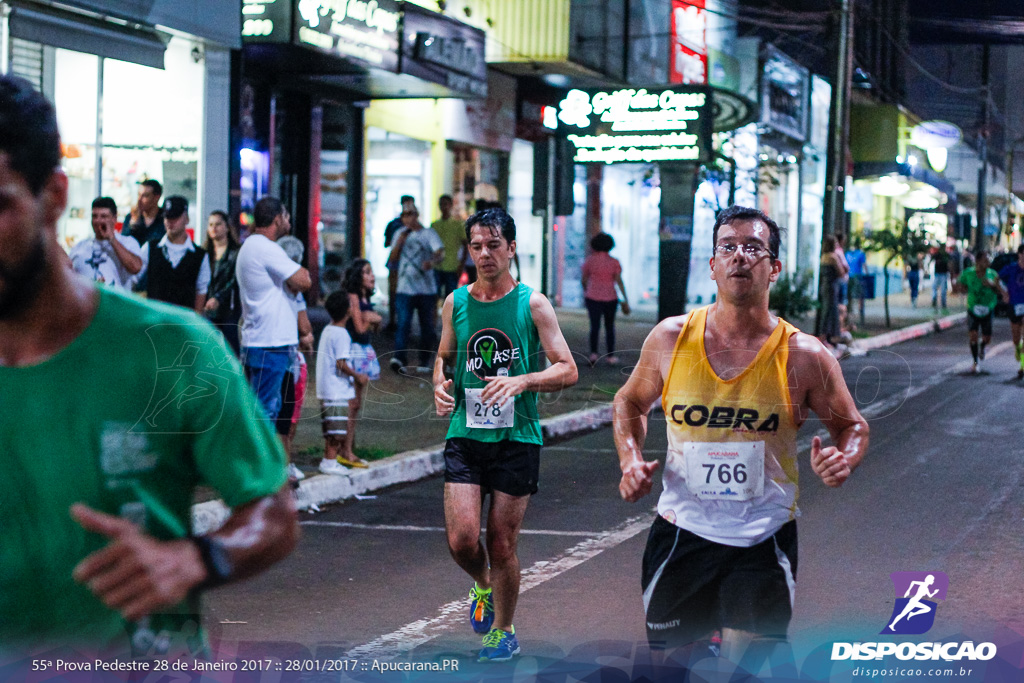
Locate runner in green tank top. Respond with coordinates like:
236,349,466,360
433,208,577,662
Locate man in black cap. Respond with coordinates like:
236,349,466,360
137,195,210,313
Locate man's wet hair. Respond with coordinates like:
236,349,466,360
0,75,62,196
324,290,351,322
92,197,117,216
465,207,516,244
712,205,783,261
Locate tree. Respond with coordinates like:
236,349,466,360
863,222,930,328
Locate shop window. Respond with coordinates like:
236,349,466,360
364,128,433,292
100,38,204,238
54,48,98,248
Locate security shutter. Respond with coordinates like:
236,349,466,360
8,37,43,90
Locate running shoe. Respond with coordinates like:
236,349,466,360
1017,368,1024,380
337,455,369,469
478,627,519,662
390,357,404,374
319,458,350,475
468,585,494,634
287,463,305,480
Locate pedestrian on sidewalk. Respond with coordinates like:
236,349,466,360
275,235,315,468
816,235,841,346
345,258,383,453
432,194,467,300
236,196,312,482
137,196,211,314
954,250,1009,374
845,236,867,327
389,205,443,373
433,208,578,662
384,195,416,331
69,196,143,290
905,251,921,307
581,232,630,365
203,210,242,355
122,179,165,248
930,241,950,312
317,291,369,473
834,232,851,335
0,74,297,655
612,205,869,672
998,245,1024,379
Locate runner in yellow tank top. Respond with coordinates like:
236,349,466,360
612,206,869,671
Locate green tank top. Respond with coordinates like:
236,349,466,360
446,283,543,444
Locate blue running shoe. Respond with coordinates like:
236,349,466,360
468,585,494,634
478,627,520,662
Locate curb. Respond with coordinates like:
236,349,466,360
192,403,615,535
852,312,966,352
191,315,963,534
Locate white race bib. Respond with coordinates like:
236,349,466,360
972,304,992,317
684,441,765,501
1014,303,1024,317
465,388,514,429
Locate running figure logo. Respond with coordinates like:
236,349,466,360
881,571,949,635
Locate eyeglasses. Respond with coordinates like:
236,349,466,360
714,242,774,259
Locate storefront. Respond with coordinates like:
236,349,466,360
240,0,486,299
554,84,755,317
2,0,237,249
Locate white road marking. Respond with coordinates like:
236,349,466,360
343,511,655,659
300,521,601,537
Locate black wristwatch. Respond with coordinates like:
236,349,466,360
190,535,234,589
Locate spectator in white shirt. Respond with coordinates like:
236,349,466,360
236,196,312,472
69,197,143,289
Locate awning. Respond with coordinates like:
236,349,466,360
854,161,957,202
8,4,168,69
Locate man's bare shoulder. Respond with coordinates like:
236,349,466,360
787,330,837,374
644,313,689,351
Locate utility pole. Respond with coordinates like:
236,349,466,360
823,0,853,237
976,43,991,251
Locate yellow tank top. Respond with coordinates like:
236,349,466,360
659,305,800,547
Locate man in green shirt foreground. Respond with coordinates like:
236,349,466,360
0,74,298,657
433,208,578,662
955,250,1009,374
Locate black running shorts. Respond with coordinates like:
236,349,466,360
443,438,541,497
968,310,994,336
641,515,798,648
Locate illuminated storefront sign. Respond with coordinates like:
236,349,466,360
402,2,487,98
670,0,707,85
761,47,809,142
242,0,400,71
557,87,712,164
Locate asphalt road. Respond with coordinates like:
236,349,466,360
205,320,1024,682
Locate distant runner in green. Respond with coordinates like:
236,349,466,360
433,208,577,662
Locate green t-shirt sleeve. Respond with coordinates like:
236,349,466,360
181,324,288,508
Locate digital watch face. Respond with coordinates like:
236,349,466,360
466,328,519,380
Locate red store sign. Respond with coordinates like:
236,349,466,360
670,0,707,85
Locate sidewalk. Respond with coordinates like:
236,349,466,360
193,281,967,531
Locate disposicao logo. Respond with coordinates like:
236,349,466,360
831,571,997,663
882,571,948,635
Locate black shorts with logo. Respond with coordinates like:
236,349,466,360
443,438,541,497
968,310,994,336
641,515,798,648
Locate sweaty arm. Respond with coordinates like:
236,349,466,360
793,333,870,487
612,318,679,501
478,292,578,405
71,486,297,622
433,294,458,416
